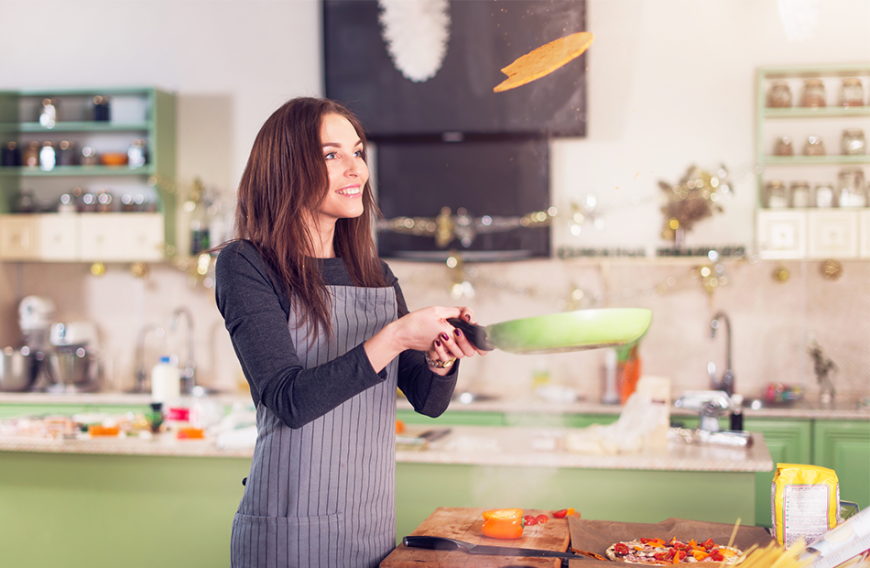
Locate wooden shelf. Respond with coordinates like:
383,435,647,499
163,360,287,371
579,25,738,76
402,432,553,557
0,121,150,133
762,107,870,119
0,165,155,177
762,155,870,166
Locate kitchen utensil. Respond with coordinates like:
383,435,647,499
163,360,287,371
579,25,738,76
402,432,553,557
0,346,40,392
44,346,101,392
403,536,579,560
447,308,651,354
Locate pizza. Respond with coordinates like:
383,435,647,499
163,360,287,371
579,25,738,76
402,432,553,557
605,537,743,564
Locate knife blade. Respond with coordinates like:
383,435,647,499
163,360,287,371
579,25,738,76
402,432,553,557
403,535,581,560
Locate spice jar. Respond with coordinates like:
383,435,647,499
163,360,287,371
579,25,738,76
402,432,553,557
39,141,56,171
814,184,835,208
837,168,867,208
804,135,826,156
790,181,811,208
765,180,789,208
842,129,866,155
839,78,865,108
14,188,36,213
127,139,147,168
92,96,111,121
22,141,40,166
2,141,21,166
800,79,827,108
96,190,114,213
80,146,99,166
774,136,794,156
39,98,59,127
56,140,78,166
767,81,793,108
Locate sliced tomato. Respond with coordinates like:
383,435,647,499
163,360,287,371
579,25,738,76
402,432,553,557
701,538,715,550
710,549,725,562
535,514,549,524
614,543,630,556
523,515,537,526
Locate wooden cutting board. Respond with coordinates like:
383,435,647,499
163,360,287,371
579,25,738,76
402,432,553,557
381,507,571,567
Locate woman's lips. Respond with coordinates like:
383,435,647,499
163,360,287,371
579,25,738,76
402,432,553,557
336,185,361,197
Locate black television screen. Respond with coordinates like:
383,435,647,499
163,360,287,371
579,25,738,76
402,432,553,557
373,135,550,260
324,0,587,136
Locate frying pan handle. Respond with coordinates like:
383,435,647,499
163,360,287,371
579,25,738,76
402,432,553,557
446,318,495,351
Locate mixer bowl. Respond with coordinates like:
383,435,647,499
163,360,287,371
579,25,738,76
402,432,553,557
45,346,100,390
0,346,40,392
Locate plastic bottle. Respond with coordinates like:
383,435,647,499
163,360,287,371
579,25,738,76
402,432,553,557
151,356,181,403
730,393,744,431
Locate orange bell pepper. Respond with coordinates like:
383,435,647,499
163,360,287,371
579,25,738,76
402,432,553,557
481,508,524,540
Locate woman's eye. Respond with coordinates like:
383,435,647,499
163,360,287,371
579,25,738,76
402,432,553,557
324,152,336,160
354,150,364,158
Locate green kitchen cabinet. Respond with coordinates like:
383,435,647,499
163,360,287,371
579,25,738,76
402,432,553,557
397,408,505,426
743,418,813,527
0,87,176,261
0,402,150,420
812,420,870,510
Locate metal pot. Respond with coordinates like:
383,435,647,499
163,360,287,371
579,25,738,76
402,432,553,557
0,346,40,392
44,346,100,391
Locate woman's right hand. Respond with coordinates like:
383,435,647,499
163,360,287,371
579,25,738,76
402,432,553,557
391,306,465,352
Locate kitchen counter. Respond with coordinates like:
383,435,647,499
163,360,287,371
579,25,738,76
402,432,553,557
1,390,867,420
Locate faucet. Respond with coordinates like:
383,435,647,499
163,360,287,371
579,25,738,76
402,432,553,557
708,311,734,396
134,324,165,393
170,307,196,394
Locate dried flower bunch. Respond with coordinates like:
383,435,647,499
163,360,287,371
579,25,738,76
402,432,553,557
659,165,730,241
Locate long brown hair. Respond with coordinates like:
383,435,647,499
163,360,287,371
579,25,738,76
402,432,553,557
235,97,388,338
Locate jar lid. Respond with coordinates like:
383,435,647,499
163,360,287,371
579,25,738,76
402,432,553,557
790,181,810,188
93,96,106,104
806,135,824,144
42,98,57,106
28,141,40,148
6,141,17,149
765,180,786,188
843,128,865,136
803,79,825,86
59,140,71,149
41,140,54,147
842,78,862,86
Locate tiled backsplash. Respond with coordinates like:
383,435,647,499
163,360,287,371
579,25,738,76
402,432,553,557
1,257,867,403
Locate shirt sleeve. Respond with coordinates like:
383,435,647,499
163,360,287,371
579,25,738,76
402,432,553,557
380,261,459,417
215,242,387,429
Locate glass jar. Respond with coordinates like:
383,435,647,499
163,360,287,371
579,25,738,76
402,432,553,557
800,79,827,108
837,168,867,208
2,141,21,166
774,136,794,156
842,129,866,155
80,146,99,166
767,81,793,108
790,181,811,208
56,140,78,166
39,98,59,127
14,188,36,213
92,95,111,121
839,78,865,108
39,141,56,171
804,135,826,156
127,139,148,168
814,184,835,208
765,180,788,208
22,141,40,167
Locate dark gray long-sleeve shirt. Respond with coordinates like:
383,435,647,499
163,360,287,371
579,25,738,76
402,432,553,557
215,240,458,428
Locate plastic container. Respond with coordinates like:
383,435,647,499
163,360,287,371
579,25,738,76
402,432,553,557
151,356,180,402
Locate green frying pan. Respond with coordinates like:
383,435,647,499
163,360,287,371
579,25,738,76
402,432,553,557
447,308,651,354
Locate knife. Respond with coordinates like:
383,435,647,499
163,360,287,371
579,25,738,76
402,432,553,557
403,535,581,560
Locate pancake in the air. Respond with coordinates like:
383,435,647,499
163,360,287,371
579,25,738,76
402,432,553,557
494,31,594,93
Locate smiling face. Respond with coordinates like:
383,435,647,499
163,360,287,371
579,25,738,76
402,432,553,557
316,113,369,227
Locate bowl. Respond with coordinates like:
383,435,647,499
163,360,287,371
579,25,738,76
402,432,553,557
44,346,100,390
100,153,128,166
0,346,40,392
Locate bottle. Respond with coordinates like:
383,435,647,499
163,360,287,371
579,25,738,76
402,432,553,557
151,356,181,403
730,394,744,431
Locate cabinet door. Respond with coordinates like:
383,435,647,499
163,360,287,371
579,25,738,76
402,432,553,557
860,210,870,258
39,214,78,261
122,213,164,261
807,210,859,259
0,215,39,260
812,420,870,510
744,418,812,528
757,210,806,259
79,214,126,261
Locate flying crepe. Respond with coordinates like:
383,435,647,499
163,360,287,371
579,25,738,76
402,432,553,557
493,31,594,93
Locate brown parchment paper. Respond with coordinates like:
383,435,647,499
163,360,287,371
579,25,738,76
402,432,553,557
565,517,776,566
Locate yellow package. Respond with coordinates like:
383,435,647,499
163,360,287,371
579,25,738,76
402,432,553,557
772,463,840,547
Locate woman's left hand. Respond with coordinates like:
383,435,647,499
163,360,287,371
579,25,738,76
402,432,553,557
426,307,487,373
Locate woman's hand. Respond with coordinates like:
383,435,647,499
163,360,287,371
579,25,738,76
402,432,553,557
364,306,486,374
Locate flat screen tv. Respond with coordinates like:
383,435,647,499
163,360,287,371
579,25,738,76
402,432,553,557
324,0,587,137
373,135,550,260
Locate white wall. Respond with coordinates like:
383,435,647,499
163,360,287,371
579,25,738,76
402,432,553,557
0,0,868,397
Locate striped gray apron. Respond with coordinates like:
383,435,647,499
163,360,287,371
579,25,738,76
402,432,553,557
231,285,399,568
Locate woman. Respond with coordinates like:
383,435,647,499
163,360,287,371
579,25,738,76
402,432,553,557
215,97,484,568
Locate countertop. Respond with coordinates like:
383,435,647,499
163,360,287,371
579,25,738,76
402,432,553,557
0,422,773,473
1,391,868,420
